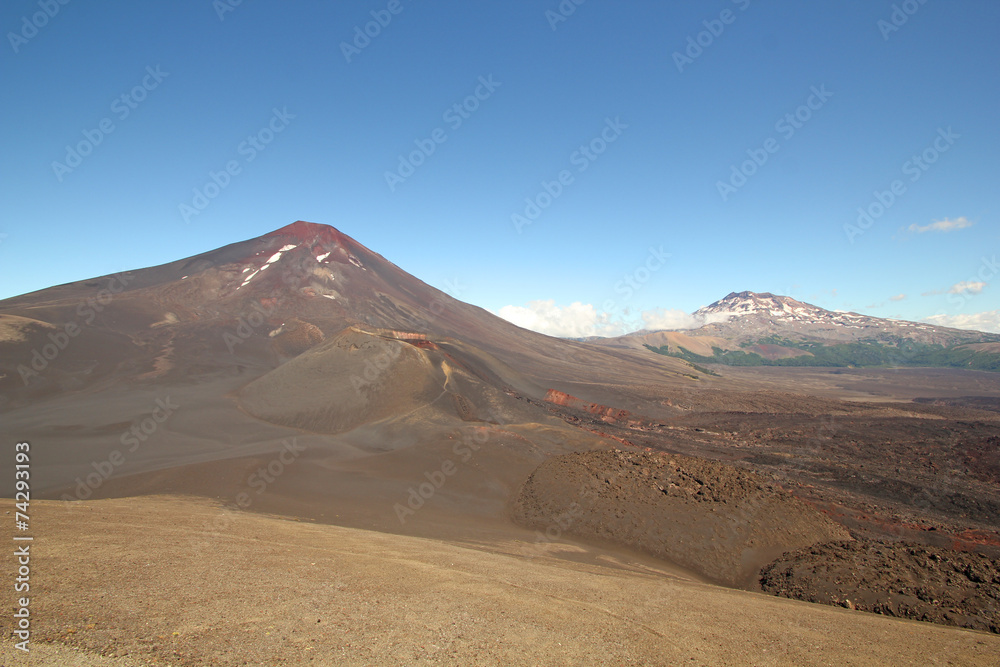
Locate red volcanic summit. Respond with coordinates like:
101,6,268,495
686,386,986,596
264,220,369,263
267,219,354,244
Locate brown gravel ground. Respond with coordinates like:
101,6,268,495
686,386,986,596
3,496,1000,666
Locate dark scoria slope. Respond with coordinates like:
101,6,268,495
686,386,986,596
0,221,699,538
0,221,696,410
512,448,850,587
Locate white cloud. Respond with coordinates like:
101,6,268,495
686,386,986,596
949,281,986,295
497,301,718,338
497,300,623,338
640,308,703,331
907,216,973,234
889,293,906,302
923,281,988,297
923,311,1000,334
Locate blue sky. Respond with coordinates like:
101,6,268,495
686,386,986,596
2,0,998,336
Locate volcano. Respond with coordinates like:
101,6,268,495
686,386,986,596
3,223,1000,652
607,290,1000,368
1,221,698,405
0,221,701,534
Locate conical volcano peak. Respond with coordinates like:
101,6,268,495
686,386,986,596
220,221,376,297
267,220,354,247
254,220,369,269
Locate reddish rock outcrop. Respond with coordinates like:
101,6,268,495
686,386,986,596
544,389,632,424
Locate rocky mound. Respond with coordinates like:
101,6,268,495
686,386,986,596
237,328,439,434
237,327,550,438
760,541,1000,634
511,449,849,586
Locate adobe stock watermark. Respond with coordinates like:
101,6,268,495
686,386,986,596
51,66,170,182
672,0,751,73
222,300,280,353
947,255,997,309
341,0,409,63
350,340,402,396
60,396,178,502
384,75,501,192
7,0,71,54
716,84,833,202
213,0,246,21
12,441,32,653
222,258,317,353
192,438,305,551
545,0,588,31
511,117,628,233
392,278,464,334
352,280,466,392
594,245,671,335
878,0,929,41
844,127,958,244
16,272,134,385
178,107,295,223
525,482,602,559
394,421,502,525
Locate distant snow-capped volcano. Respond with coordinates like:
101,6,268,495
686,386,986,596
695,291,874,327
687,291,989,345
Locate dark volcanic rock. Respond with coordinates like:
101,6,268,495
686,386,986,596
760,540,1000,634
511,448,850,587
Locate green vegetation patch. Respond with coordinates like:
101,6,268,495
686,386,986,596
645,340,1000,372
